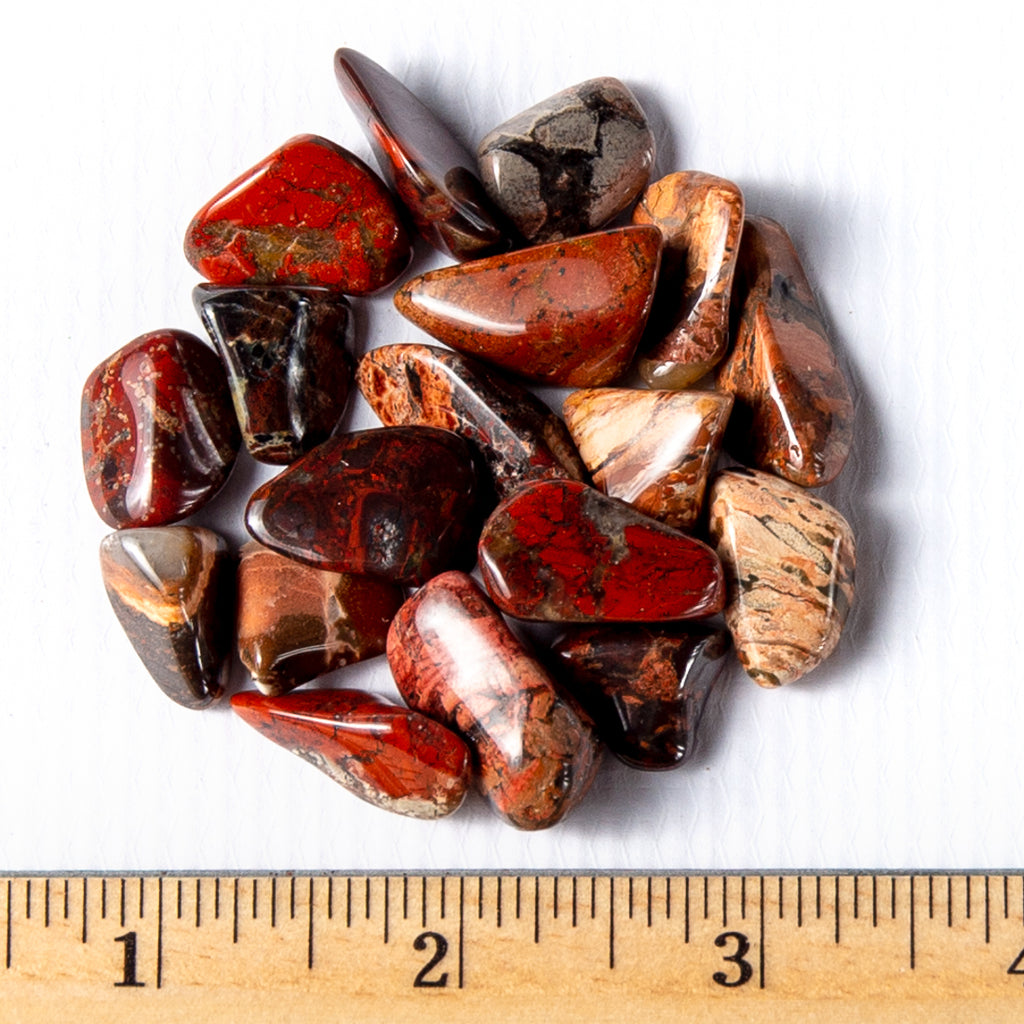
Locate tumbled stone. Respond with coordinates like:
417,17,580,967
387,571,601,830
478,77,655,244
184,134,412,295
716,216,854,487
334,48,510,261
193,284,353,464
633,171,744,388
245,426,481,585
357,343,587,499
100,527,230,709
550,625,729,770
81,330,240,528
236,541,404,696
562,387,732,531
708,468,855,687
394,226,662,387
232,689,471,819
478,479,725,622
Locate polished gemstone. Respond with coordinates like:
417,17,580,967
633,171,744,388
386,571,601,830
478,479,725,622
357,343,586,499
708,468,855,686
394,226,662,387
99,527,230,709
237,541,404,695
193,284,353,464
245,426,481,585
550,625,729,770
716,216,854,487
184,134,412,294
478,77,655,244
232,689,471,819
562,387,732,531
334,48,509,260
81,329,239,528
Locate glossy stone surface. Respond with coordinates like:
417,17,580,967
232,689,471,819
193,284,353,464
562,388,732,531
245,426,481,585
237,541,404,695
478,479,725,622
81,330,240,528
334,48,509,261
184,134,412,295
478,77,655,244
550,625,729,770
100,527,230,709
394,226,662,387
708,468,856,687
387,571,601,830
357,343,587,499
633,171,744,388
716,216,854,487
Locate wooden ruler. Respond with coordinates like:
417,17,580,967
4,872,1024,1022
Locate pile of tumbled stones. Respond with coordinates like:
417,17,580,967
81,50,856,830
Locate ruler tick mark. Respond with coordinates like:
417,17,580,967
497,876,502,928
232,878,239,944
684,877,690,943
65,878,71,920
401,875,406,921
741,875,746,921
834,876,839,945
759,876,765,990
534,877,540,943
666,877,671,921
25,879,31,920
366,877,372,921
947,877,952,928
156,877,164,989
478,876,484,920
928,875,933,919
647,876,653,928
384,877,389,944
703,876,709,920
516,877,521,920
572,876,578,928
270,876,277,928
609,877,615,970
722,875,728,927
984,876,990,944
307,878,315,970
6,879,12,969
853,875,858,919
890,877,896,920
590,877,596,920
215,877,220,920
910,876,916,970
553,876,559,921
458,877,465,989
252,878,258,920
137,878,143,920
778,876,784,920
195,878,201,928
628,876,634,920
328,877,334,920
798,877,803,928
177,879,183,920
290,876,296,921
966,876,971,920
873,876,878,927
47,878,53,927
1003,875,1009,920
81,878,88,944
440,877,445,920
816,876,822,919
349,878,355,929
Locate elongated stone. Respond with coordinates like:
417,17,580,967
245,426,481,585
478,77,655,244
387,571,601,830
232,689,471,819
562,388,732,531
184,134,412,294
478,479,725,622
633,171,744,387
550,625,729,770
716,216,853,487
394,226,662,387
236,542,404,695
708,468,855,686
334,48,509,260
193,284,353,464
100,527,230,709
357,343,586,499
81,330,240,528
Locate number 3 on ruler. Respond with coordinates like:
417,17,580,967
712,931,753,988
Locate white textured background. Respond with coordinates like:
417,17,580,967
2,0,1021,873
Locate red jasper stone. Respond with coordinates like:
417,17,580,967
231,689,471,819
478,479,725,622
245,426,482,585
387,571,601,830
184,134,412,295
393,226,662,387
81,329,240,528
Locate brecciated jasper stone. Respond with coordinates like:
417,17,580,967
550,625,729,770
193,284,353,464
232,690,471,819
334,48,509,261
394,226,662,387
245,427,481,585
717,216,854,487
478,479,725,622
99,527,230,709
357,343,586,499
562,388,732,531
81,330,240,528
633,171,744,388
708,469,855,687
477,77,655,244
387,571,600,830
236,541,404,696
184,134,412,295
